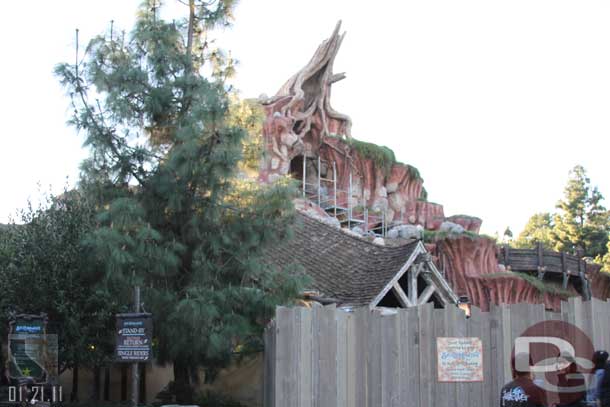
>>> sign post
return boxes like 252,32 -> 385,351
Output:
115,287 -> 152,407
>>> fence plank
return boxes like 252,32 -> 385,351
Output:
500,304 -> 512,385
367,310 -> 382,407
298,308 -> 313,407
433,308 -> 448,407
346,312 -> 356,407
268,300 -> 610,407
275,307 -> 294,407
453,306 -> 468,407
312,305 -> 321,407
418,303 -> 434,407
404,308 -> 420,407
336,309 -> 348,407
469,306 -> 486,407
319,305 -> 337,407
380,313 -> 400,407
354,308 -> 368,407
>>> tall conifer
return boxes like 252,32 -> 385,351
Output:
55,1 -> 304,400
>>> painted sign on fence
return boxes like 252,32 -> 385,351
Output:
115,313 -> 153,362
437,337 -> 483,382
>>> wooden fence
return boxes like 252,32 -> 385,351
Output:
263,298 -> 610,407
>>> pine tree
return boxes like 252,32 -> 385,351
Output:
553,165 -> 610,257
55,1 -> 304,401
512,213 -> 555,249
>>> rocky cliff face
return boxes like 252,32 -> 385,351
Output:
590,267 -> 610,300
430,235 -> 580,311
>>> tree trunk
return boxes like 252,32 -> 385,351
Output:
173,361 -> 193,404
186,0 -> 195,65
121,364 -> 128,401
93,366 -> 101,400
70,364 -> 79,401
104,366 -> 110,401
139,363 -> 147,405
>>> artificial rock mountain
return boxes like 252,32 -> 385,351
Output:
256,22 -> 610,311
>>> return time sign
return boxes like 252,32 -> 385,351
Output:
115,313 -> 153,362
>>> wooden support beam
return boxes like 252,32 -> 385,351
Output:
392,283 -> 413,308
409,266 -> 418,304
418,284 -> 436,305
537,266 -> 546,281
537,242 -> 544,269
562,252 -> 568,289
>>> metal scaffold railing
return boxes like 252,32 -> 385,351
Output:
299,156 -> 397,237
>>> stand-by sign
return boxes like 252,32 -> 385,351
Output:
115,313 -> 152,362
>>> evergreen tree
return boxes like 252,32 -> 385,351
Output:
512,213 -> 555,249
553,165 -> 609,257
0,191 -> 118,401
55,1 -> 304,401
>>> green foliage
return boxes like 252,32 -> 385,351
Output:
484,272 -> 574,298
227,96 -> 265,173
346,138 -> 396,176
419,186 -> 428,201
0,190 -> 119,374
600,241 -> 610,274
407,164 -> 422,181
196,390 -> 245,407
512,213 -> 555,249
514,166 -> 609,259
423,229 -> 480,243
553,165 -> 609,258
55,1 -> 305,401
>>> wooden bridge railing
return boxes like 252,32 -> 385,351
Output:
499,242 -> 596,298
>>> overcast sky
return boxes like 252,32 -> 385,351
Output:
1,0 -> 609,236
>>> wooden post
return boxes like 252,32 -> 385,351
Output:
537,242 -> 545,280
504,245 -> 510,266
562,252 -> 568,289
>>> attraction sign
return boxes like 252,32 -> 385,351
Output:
6,313 -> 58,383
115,313 -> 153,362
437,337 -> 484,382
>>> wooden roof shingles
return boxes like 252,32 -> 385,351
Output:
264,213 -> 420,307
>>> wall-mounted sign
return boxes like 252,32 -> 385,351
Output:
437,337 -> 483,382
7,313 -> 58,383
115,313 -> 153,362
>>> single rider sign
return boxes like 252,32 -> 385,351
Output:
115,313 -> 153,362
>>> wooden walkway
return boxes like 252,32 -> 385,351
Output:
499,243 -> 592,298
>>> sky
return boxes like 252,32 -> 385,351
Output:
1,1 -> 609,237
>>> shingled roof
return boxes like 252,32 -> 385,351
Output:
265,212 -> 423,307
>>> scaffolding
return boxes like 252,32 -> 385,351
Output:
299,156 -> 396,237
